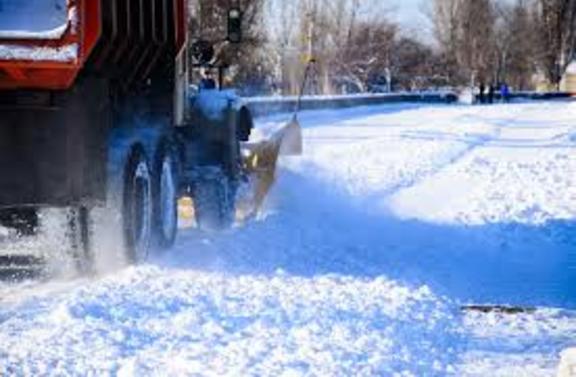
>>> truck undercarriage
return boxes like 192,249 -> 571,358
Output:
0,0 -> 300,278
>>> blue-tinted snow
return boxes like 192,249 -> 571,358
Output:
0,101 -> 575,376
0,0 -> 68,39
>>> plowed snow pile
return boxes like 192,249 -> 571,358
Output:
1,102 -> 576,376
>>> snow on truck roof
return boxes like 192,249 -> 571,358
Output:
0,0 -> 69,40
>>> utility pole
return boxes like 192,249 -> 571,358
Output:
298,0 -> 331,95
302,3 -> 317,95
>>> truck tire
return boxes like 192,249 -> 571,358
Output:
87,145 -> 154,273
193,168 -> 236,231
152,142 -> 178,250
122,147 -> 153,263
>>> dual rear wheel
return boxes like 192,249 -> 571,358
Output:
0,141 -> 237,277
81,144 -> 178,272
121,144 -> 179,265
86,142 -> 236,272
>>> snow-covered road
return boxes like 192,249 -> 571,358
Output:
1,102 -> 576,376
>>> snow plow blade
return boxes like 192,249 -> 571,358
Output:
178,117 -> 302,225
239,116 -> 303,218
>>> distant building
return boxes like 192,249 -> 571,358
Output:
560,61 -> 576,93
532,61 -> 576,93
533,71 -> 553,92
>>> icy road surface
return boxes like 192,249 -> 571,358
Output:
1,102 -> 576,376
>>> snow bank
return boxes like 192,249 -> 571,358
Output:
1,102 -> 575,375
458,88 -> 475,104
459,308 -> 576,377
0,267 -> 459,375
565,61 -> 576,75
388,103 -> 576,226
558,348 -> 576,377
274,104 -> 499,202
246,90 -> 456,103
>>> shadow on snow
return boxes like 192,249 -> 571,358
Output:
165,169 -> 576,310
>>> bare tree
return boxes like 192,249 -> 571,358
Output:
459,0 -> 495,84
392,37 -> 442,91
535,0 -> 576,88
431,0 -> 463,83
335,20 -> 397,92
304,0 -> 397,93
431,0 -> 497,86
264,0 -> 433,95
501,0 -> 537,89
186,0 -> 576,95
265,0 -> 301,94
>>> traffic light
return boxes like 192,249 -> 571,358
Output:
227,8 -> 243,44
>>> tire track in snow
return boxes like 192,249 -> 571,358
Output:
290,105 -> 535,209
376,120 -> 503,199
338,115 -> 503,203
0,103 -> 574,376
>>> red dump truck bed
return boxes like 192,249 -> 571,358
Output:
0,0 -> 187,90
0,1 -> 267,273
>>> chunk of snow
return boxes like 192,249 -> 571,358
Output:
458,88 -> 475,104
565,61 -> 576,75
0,0 -> 68,40
0,43 -> 77,62
557,348 -> 576,377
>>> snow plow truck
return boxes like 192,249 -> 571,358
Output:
0,0 -> 300,277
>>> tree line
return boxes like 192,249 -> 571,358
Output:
432,0 -> 576,91
188,0 -> 576,95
